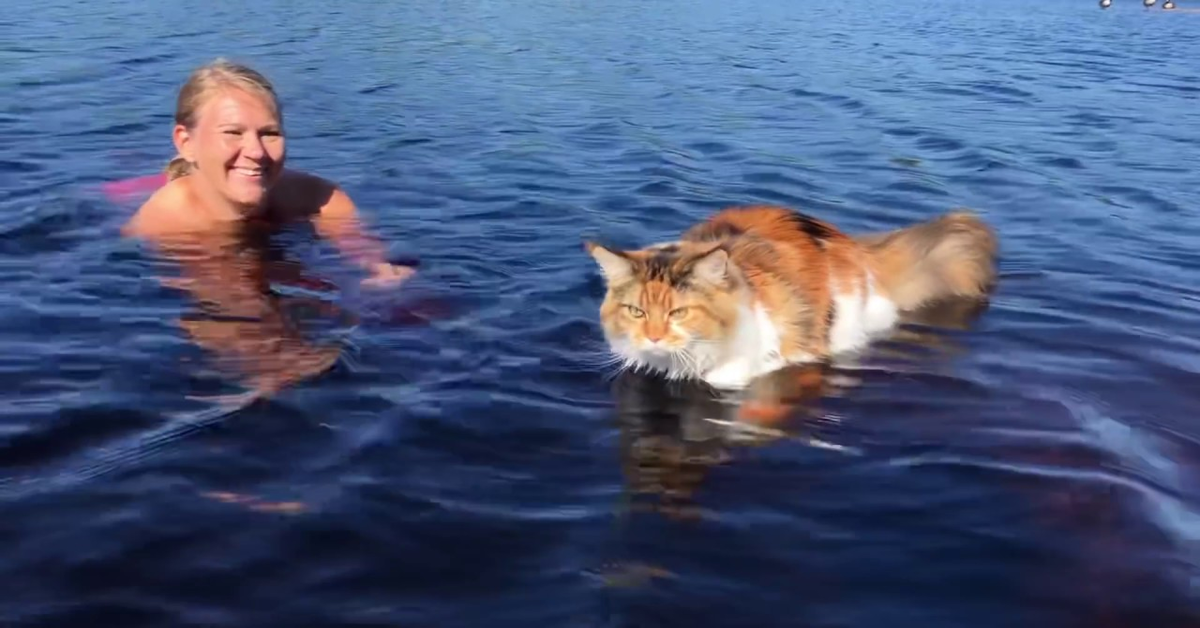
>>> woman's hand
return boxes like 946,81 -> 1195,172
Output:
361,262 -> 416,289
306,177 -> 418,290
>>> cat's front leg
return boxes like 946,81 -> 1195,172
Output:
702,357 -> 758,390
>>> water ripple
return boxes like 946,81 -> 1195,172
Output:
2,0 -> 1200,625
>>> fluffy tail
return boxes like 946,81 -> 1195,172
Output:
857,210 -> 998,312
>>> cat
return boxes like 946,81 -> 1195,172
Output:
585,205 -> 998,390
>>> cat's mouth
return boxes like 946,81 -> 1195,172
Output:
638,342 -> 681,355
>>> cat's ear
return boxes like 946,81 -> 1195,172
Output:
688,246 -> 729,285
585,241 -> 634,283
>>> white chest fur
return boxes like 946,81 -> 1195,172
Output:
828,275 -> 899,355
700,303 -> 787,390
700,277 -> 899,390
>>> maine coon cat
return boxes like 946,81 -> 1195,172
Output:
585,205 -> 998,390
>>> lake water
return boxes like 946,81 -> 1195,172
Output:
3,0 -> 1200,625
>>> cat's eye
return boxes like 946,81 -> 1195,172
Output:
668,307 -> 689,320
624,305 -> 645,318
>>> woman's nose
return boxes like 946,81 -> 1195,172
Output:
241,134 -> 266,159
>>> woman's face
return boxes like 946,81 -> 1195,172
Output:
174,87 -> 286,211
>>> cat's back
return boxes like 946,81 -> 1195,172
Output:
683,205 -> 861,280
682,205 -> 852,251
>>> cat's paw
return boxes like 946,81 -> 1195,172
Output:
702,360 -> 755,390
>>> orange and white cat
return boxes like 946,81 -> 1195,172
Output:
585,205 -> 998,390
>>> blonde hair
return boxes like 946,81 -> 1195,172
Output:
165,58 -> 283,180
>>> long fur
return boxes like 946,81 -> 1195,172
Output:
854,210 -> 998,311
585,205 -> 998,390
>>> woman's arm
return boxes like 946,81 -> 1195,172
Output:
308,179 -> 416,288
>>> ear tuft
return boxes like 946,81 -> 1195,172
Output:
689,246 -> 729,284
586,241 -> 634,283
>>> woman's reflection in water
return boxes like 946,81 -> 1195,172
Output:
153,224 -> 354,402
610,295 -> 992,520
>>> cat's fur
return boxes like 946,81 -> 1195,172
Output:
585,205 -> 998,390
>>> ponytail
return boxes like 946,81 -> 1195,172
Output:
165,156 -> 193,180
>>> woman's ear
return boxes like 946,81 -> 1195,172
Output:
172,124 -> 195,163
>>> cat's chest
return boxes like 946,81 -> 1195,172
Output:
748,304 -> 785,362
701,304 -> 786,389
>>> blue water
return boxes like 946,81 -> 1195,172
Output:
3,0 -> 1200,625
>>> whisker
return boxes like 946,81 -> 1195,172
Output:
598,352 -> 636,382
677,350 -> 698,377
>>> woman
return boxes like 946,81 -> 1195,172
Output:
124,58 -> 414,399
125,57 -> 413,287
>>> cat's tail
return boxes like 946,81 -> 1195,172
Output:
857,210 -> 998,311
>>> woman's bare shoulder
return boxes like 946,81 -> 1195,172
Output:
278,168 -> 336,188
270,169 -> 343,218
122,178 -> 193,237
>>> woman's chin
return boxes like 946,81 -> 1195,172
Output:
225,186 -> 268,209
226,172 -> 276,200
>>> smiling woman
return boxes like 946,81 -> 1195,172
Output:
121,58 -> 418,398
123,57 -> 413,288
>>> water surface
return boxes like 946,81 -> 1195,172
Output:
3,0 -> 1200,626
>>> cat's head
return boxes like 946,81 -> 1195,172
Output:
585,240 -> 745,375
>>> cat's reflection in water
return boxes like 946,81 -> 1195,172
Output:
152,224 -> 354,402
611,368 -> 731,521
611,361 -> 857,518
610,295 -> 992,520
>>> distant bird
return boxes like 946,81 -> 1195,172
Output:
1144,0 -> 1157,7
1163,0 -> 1176,8
1100,0 -> 1112,6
